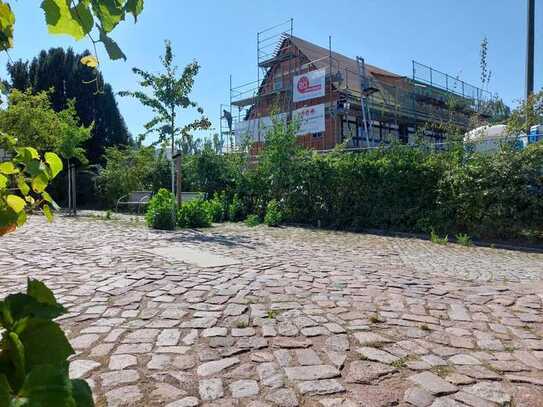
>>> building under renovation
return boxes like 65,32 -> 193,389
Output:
222,20 -> 494,153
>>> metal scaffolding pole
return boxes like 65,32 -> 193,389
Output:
526,0 -> 535,99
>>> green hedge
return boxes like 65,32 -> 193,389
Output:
180,119 -> 543,241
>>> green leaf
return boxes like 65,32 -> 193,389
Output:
8,332 -> 25,389
27,279 -> 58,307
0,173 -> 6,189
4,293 -> 65,322
71,379 -> 94,407
16,210 -> 27,227
41,191 -> 53,203
6,195 -> 26,213
18,320 -> 74,370
99,28 -> 126,61
18,364 -> 75,406
0,161 -> 18,174
43,204 -> 53,222
0,0 -> 15,50
41,0 -> 89,40
125,0 -> 143,21
0,374 -> 11,407
45,152 -> 63,178
16,175 -> 30,196
24,147 -> 39,160
92,0 -> 124,32
31,172 -> 49,194
72,1 -> 94,35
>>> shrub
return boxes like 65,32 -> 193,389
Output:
430,229 -> 448,245
206,193 -> 226,223
455,233 -> 473,247
145,188 -> 176,230
96,146 -> 170,209
177,199 -> 212,228
244,214 -> 261,227
0,279 -> 93,405
264,199 -> 283,227
228,194 -> 244,222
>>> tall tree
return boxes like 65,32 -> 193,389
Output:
120,40 -> 211,203
6,47 -> 131,163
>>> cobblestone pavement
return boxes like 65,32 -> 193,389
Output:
2,215 -> 543,406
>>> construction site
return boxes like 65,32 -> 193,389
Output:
221,19 -> 495,153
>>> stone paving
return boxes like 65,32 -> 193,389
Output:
2,215 -> 543,406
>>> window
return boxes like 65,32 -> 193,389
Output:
273,76 -> 283,92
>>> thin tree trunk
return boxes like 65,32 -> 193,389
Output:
67,159 -> 72,215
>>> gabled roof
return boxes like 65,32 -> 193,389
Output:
287,35 -> 407,94
290,35 -> 401,78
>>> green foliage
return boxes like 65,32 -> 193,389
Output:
175,91 -> 543,241
7,47 -> 132,164
264,199 -> 283,227
227,194 -> 244,222
105,209 -> 112,220
177,199 -> 212,228
244,214 -> 261,227
0,89 -> 84,153
205,193 -> 226,223
0,0 -> 143,60
455,233 -> 473,247
430,230 -> 448,245
0,278 -> 93,405
119,40 -> 210,147
145,188 -> 176,230
0,134 -> 62,233
96,145 -> 170,208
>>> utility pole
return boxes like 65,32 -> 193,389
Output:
526,0 -> 535,99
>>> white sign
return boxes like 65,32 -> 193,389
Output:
293,69 -> 326,102
234,113 -> 287,144
293,104 -> 325,135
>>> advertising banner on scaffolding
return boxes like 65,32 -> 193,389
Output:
293,103 -> 325,135
293,69 -> 326,102
234,113 -> 287,144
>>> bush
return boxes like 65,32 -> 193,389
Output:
206,193 -> 227,222
145,188 -> 176,230
0,279 -> 93,405
96,146 -> 170,209
177,199 -> 212,228
244,214 -> 261,227
430,229 -> 448,245
228,194 -> 244,222
455,233 -> 473,247
264,199 -> 283,227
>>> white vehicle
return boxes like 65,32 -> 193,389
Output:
464,124 -> 509,153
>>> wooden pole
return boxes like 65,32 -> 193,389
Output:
72,164 -> 77,216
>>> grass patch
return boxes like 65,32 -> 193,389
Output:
267,310 -> 279,319
431,365 -> 454,378
430,230 -> 448,245
455,233 -> 473,247
390,356 -> 409,369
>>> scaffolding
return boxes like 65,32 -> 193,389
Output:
226,20 -> 495,153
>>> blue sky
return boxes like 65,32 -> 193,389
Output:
2,1 -> 541,143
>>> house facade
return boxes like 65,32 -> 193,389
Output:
230,34 -> 493,153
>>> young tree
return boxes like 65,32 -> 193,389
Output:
119,40 -> 211,204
